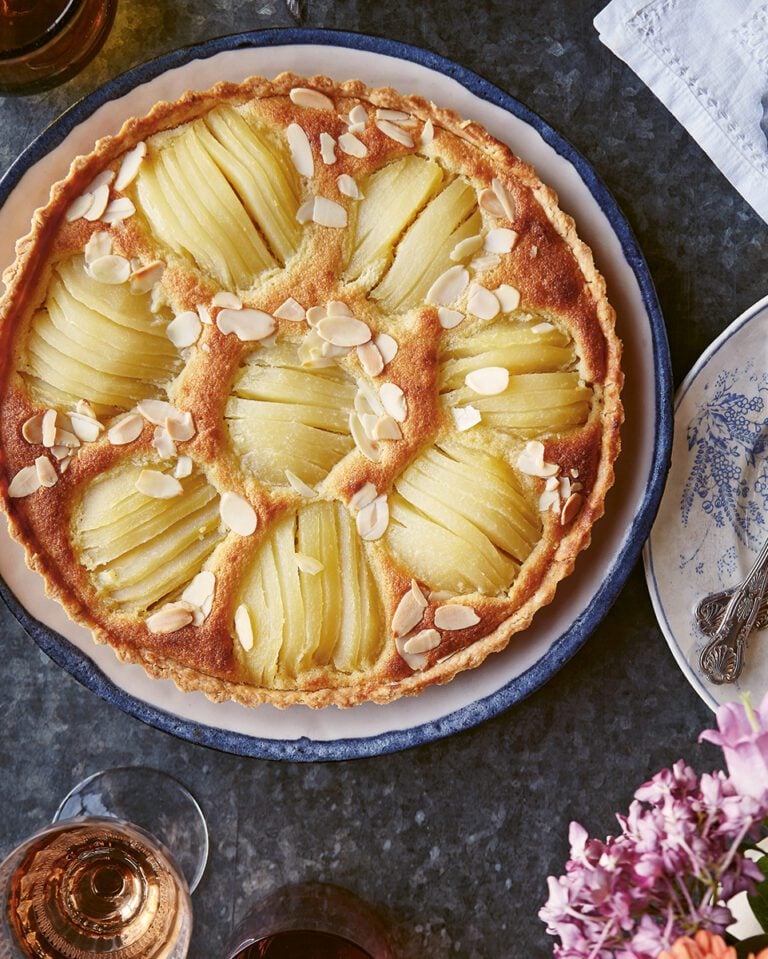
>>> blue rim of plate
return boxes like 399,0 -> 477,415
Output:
642,293 -> 768,712
0,28 -> 672,761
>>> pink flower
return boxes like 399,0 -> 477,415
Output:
700,693 -> 768,802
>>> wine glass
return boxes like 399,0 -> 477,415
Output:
0,767 -> 207,959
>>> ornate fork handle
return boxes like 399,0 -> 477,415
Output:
699,535 -> 768,684
695,588 -> 768,635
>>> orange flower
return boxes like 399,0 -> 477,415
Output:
658,931 -> 768,959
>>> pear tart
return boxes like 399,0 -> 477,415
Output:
0,73 -> 623,708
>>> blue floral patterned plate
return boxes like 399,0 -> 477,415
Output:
644,294 -> 768,711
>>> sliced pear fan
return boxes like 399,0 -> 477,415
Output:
235,502 -> 384,684
134,106 -> 300,288
73,464 -> 224,612
225,343 -> 356,487
386,440 -> 541,595
440,320 -> 592,434
23,257 -> 180,416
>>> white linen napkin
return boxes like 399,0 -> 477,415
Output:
595,0 -> 768,223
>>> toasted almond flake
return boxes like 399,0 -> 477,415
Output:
465,366 -> 509,395
426,265 -> 469,306
88,254 -> 131,284
356,494 -> 388,540
395,634 -> 428,671
355,381 -> 385,417
84,230 -> 112,264
545,476 -> 559,492
571,468 -> 580,478
296,197 -> 315,223
376,107 -> 410,122
167,310 -> 202,348
286,123 -> 314,177
114,141 -> 147,191
165,411 -> 195,442
130,260 -> 164,294
212,291 -> 242,310
539,489 -> 560,513
197,303 -> 212,325
152,426 -> 176,459
319,132 -> 337,165
336,173 -> 361,199
484,227 -> 517,254
76,399 -> 97,419
517,440 -> 559,479
360,412 -> 379,440
379,382 -> 407,422
356,341 -> 384,377
316,315 -> 370,347
532,321 -> 555,334
296,553 -> 324,575
561,492 -> 583,525
429,589 -> 453,602
53,428 -> 80,448
376,119 -> 414,147
102,197 -> 136,224
274,297 -> 305,322
285,469 -> 315,497
22,414 -> 43,444
491,177 -> 517,222
135,399 -> 176,426
174,455 -> 193,478
411,579 -> 428,608
107,413 -> 143,445
147,603 -> 193,634
470,254 -> 501,272
403,628 -> 441,655
51,444 -> 69,461
217,307 -> 275,342
467,283 -> 500,320
420,118 -> 435,146
66,193 -> 94,221
182,570 -> 216,623
338,132 -> 368,157
349,482 -> 377,511
69,411 -> 102,443
438,307 -> 464,330
35,455 -> 57,488
290,87 -> 334,111
434,605 -> 480,630
136,469 -> 182,499
349,412 -> 380,462
374,333 -> 398,365
496,284 -> 521,312
88,170 -> 116,193
348,104 -> 368,127
373,414 -> 402,440
450,234 -> 483,262
60,456 -> 72,473
8,465 -> 41,498
83,182 -> 110,221
220,491 -> 258,536
327,300 -> 354,317
234,604 -> 254,651
478,188 -> 505,216
558,475 -> 572,501
41,409 -> 57,447
312,197 -> 347,228
452,405 -> 482,431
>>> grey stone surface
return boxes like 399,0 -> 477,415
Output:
1,1 -> 766,957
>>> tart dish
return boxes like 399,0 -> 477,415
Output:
0,73 -> 623,708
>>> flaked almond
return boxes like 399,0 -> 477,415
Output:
467,283 -> 500,320
152,426 -> 175,459
561,492 -> 583,525
285,469 -> 316,497
470,253 -> 501,272
296,553 -> 324,575
107,413 -> 143,445
49,446 -> 67,462
465,366 -> 509,395
496,284 -> 521,312
356,493 -> 388,540
539,489 -> 560,513
174,455 -> 193,479
53,428 -> 80,448
392,589 -> 426,637
114,141 -> 147,191
395,634 -> 427,671
102,197 -> 136,224
360,412 -> 379,440
348,104 -> 368,129
375,333 -> 398,365
305,306 -> 326,328
60,456 -> 72,473
135,469 -> 183,499
130,260 -> 164,294
83,182 -> 110,221
349,412 -> 380,462
88,170 -> 115,192
484,227 -> 518,254
450,234 -> 483,262
147,603 -> 193,634
220,491 -> 258,536
376,119 -> 414,147
517,440 -> 559,478
316,315 -> 370,347
420,118 -> 435,146
312,197 -> 347,228
234,604 -> 254,651
403,628 -> 441,655
66,193 -> 94,221
438,307 -> 464,330
85,230 -> 111,264
165,411 -> 195,442
136,399 -> 177,426
42,409 -> 57,447
212,291 -> 242,310
290,87 -> 334,111
357,341 -> 384,377
217,307 -> 275,341
182,570 -> 216,623
8,465 -> 41,498
376,107 -> 411,122
88,254 -> 130,285
452,405 -> 482,431
22,414 -> 43,444
355,381 -> 385,416
379,382 -> 407,422
411,579 -> 428,608
373,414 -> 402,441
478,188 -> 505,216
69,411 -> 102,443
76,399 -> 97,419
197,303 -> 213,325
434,605 -> 480,630
319,132 -> 337,164
274,297 -> 305,322
492,177 -> 517,222
327,300 -> 354,316
336,173 -> 361,198
338,132 -> 368,157
426,265 -> 469,306
286,123 -> 314,177
35,455 -> 57,488
532,321 -> 556,334
167,310 -> 202,348
349,482 -> 377,511
296,197 -> 315,224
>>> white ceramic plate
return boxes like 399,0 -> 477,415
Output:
0,30 -> 671,759
645,294 -> 768,711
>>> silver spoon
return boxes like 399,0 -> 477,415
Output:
697,532 -> 768,684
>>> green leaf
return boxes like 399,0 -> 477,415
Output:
747,854 -> 768,934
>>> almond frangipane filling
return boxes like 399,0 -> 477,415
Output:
0,73 -> 622,707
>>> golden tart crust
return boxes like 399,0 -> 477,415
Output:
0,72 -> 623,708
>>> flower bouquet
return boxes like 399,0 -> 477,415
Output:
540,695 -> 768,959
